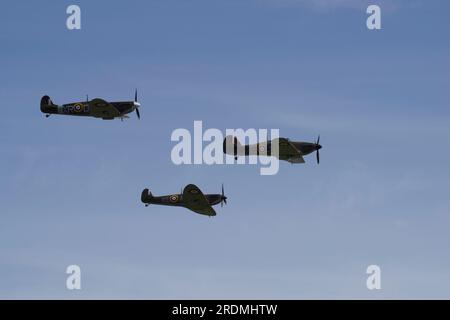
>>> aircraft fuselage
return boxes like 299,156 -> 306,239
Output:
239,140 -> 320,157
40,95 -> 140,120
143,194 -> 223,207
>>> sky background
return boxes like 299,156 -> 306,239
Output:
0,0 -> 449,299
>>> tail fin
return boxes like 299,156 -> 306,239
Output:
223,136 -> 244,159
141,188 -> 153,203
40,95 -> 58,114
223,135 -> 243,158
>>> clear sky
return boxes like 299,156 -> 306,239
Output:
0,0 -> 449,299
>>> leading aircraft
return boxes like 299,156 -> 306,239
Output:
141,184 -> 228,217
40,90 -> 141,120
223,135 -> 322,164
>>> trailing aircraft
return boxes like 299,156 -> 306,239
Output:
141,184 -> 228,217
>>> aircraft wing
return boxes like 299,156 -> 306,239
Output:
89,98 -> 121,119
183,184 -> 216,216
286,156 -> 305,163
276,138 -> 305,163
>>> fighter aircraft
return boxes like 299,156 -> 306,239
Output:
223,135 -> 322,164
141,184 -> 228,217
40,90 -> 141,120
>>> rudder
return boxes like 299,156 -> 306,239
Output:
141,188 -> 153,203
40,95 -> 58,114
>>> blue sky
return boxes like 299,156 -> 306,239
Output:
0,0 -> 449,299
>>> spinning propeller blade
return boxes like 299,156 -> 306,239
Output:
316,135 -> 321,164
221,184 -> 227,207
136,107 -> 140,119
134,89 -> 141,119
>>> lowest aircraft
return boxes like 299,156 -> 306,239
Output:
40,90 -> 141,120
223,135 -> 322,164
141,184 -> 227,217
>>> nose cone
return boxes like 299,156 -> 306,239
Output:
317,144 -> 322,150
133,102 -> 141,108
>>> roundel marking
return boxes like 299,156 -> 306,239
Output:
169,195 -> 179,203
74,103 -> 84,113
190,189 -> 198,194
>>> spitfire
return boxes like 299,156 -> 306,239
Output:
141,184 -> 228,217
40,90 -> 142,120
223,135 -> 322,164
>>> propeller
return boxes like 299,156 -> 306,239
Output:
136,107 -> 140,119
315,135 -> 321,164
221,183 -> 227,207
134,89 -> 141,120
234,136 -> 238,160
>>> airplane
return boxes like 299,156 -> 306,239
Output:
141,184 -> 228,217
40,90 -> 141,120
223,135 -> 322,164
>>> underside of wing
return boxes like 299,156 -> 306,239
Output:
287,156 -> 305,163
183,184 -> 216,216
89,98 -> 120,119
189,206 -> 217,216
275,138 -> 304,163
